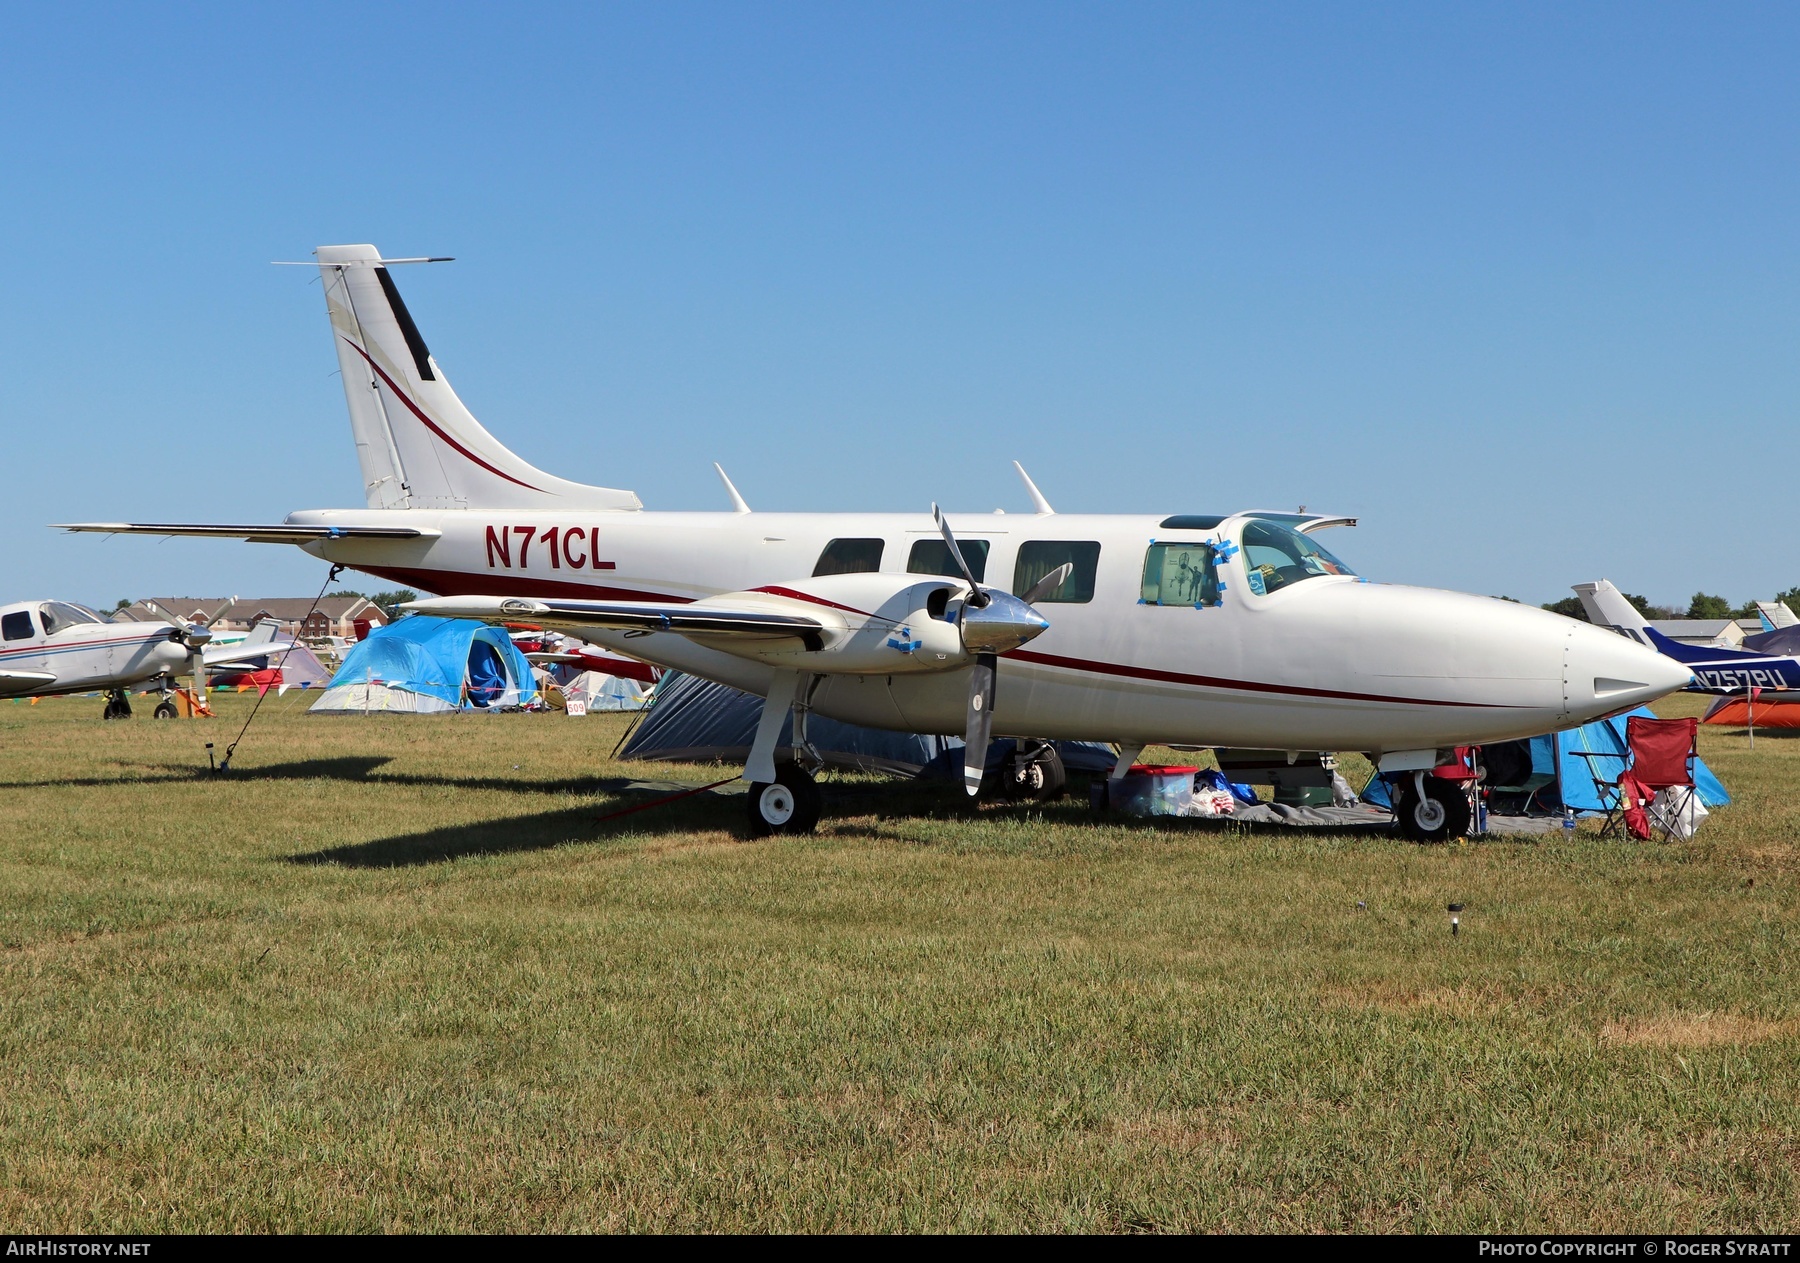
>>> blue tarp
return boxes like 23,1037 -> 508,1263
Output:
313,616 -> 537,712
622,672 -> 1116,778
1363,706 -> 1729,813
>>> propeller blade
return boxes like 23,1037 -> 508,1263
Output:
962,652 -> 997,796
189,650 -> 208,705
932,503 -> 989,609
1019,562 -> 1074,606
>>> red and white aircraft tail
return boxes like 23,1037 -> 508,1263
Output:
315,244 -> 642,514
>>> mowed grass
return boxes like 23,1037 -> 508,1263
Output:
1,688 -> 1797,1232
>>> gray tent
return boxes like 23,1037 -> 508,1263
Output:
618,672 -> 1115,778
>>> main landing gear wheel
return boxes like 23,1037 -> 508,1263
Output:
745,764 -> 822,837
1003,742 -> 1067,802
101,690 -> 133,721
153,700 -> 178,719
1395,775 -> 1471,844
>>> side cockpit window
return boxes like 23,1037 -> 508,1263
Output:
2,610 -> 36,641
1141,543 -> 1220,608
1239,520 -> 1356,596
813,538 -> 885,577
1015,541 -> 1100,603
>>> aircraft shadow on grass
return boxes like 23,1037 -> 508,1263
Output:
281,769 -> 972,867
0,753 -> 1407,867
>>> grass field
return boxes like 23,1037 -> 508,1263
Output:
1,687 -> 1796,1232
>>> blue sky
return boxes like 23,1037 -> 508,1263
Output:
2,2 -> 1795,609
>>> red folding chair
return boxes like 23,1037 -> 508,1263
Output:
1574,717 -> 1699,840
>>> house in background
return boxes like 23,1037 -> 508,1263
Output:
112,597 -> 233,627
114,596 -> 387,641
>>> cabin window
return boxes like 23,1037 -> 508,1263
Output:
1239,519 -> 1356,596
1014,541 -> 1100,603
908,538 -> 989,582
1141,543 -> 1219,607
813,538 -> 885,577
2,611 -> 35,641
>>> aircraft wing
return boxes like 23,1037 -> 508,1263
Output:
52,522 -> 440,543
406,596 -> 822,640
0,669 -> 58,696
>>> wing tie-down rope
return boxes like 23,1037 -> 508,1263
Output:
217,564 -> 344,772
593,776 -> 739,825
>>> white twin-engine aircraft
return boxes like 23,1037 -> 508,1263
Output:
0,600 -> 289,718
59,244 -> 1692,836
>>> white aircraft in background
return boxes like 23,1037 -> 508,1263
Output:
59,245 -> 1690,839
0,601 -> 298,718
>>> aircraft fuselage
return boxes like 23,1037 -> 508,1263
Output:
282,506 -> 1690,756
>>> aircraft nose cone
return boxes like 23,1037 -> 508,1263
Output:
1564,621 -> 1693,719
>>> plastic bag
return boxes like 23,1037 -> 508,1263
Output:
1184,789 -> 1238,817
1647,787 -> 1708,840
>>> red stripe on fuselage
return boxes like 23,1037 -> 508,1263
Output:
343,339 -> 546,493
0,632 -> 167,660
1005,648 -> 1515,709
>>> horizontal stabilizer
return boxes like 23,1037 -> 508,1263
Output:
201,639 -> 307,668
53,522 -> 440,543
405,596 -> 822,640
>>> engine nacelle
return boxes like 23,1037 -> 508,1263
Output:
683,572 -> 1033,674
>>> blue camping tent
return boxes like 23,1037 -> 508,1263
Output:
1363,706 -> 1729,814
311,616 -> 538,713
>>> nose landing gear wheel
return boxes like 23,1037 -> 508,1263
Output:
1395,775 -> 1471,844
1003,742 -> 1067,802
153,700 -> 178,719
745,764 -> 822,837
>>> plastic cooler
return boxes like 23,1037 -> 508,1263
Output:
1108,765 -> 1199,816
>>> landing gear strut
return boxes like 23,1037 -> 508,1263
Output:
101,689 -> 133,721
740,670 -> 823,836
153,676 -> 178,719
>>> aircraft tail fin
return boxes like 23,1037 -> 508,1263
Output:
314,245 -> 641,512
1572,580 -> 1653,646
1756,599 -> 1799,631
243,618 -> 282,647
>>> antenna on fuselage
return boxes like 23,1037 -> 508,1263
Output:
1013,462 -> 1054,515
714,463 -> 752,514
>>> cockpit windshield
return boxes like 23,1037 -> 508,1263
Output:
38,602 -> 102,635
1238,520 -> 1356,596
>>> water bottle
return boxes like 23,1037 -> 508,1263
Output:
1562,806 -> 1576,836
